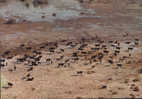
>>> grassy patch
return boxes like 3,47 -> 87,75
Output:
0,75 -> 9,88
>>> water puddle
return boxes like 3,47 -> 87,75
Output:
0,0 -> 97,22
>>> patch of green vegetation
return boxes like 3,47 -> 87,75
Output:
0,75 -> 9,88
139,74 -> 142,79
127,4 -> 142,10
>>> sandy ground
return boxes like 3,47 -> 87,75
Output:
0,0 -> 142,99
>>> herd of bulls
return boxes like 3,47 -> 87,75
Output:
0,38 -> 141,70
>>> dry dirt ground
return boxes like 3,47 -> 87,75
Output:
1,0 -> 142,99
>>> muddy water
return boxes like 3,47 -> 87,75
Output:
0,0 -> 96,22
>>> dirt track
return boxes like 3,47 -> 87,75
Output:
1,0 -> 142,99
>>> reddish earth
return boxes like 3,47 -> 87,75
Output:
1,0 -> 142,99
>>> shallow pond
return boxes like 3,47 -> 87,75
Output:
0,0 -> 97,22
